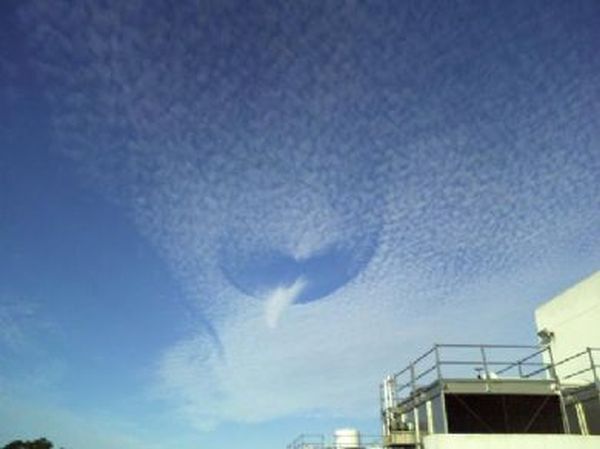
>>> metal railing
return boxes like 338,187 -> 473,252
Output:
385,343 -> 558,406
287,434 -> 325,449
286,434 -> 382,449
553,347 -> 600,384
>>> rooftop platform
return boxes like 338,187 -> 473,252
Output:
381,344 -> 600,443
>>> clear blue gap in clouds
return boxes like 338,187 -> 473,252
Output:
218,226 -> 382,304
0,0 -> 599,448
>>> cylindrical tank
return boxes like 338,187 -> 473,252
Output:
334,428 -> 361,449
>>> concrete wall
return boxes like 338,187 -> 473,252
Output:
423,434 -> 600,449
535,271 -> 600,384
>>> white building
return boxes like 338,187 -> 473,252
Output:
535,271 -> 600,384
378,271 -> 600,448
535,271 -> 600,436
288,272 -> 600,449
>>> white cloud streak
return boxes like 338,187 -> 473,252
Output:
264,278 -> 307,329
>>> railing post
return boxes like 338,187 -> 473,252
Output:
517,361 -> 523,378
435,347 -> 449,435
410,362 -> 416,396
480,345 -> 490,387
410,362 -> 420,445
546,345 -> 571,434
434,344 -> 443,382
587,348 -> 598,384
547,345 -> 559,381
433,344 -> 448,437
587,348 -> 600,396
591,348 -> 600,420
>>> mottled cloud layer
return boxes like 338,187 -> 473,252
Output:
16,0 -> 600,429
0,298 -> 36,351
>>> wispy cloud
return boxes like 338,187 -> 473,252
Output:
0,295 -> 46,352
264,278 -> 307,328
17,0 -> 600,431
0,302 -> 31,351
0,294 -> 67,404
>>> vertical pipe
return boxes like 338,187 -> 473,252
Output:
382,376 -> 397,438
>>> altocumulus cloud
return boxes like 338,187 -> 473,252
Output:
19,0 -> 600,428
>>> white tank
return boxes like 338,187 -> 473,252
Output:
334,428 -> 361,449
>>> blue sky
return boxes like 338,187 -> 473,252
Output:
1,0 -> 600,448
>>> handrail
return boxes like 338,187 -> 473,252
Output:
552,349 -> 589,368
381,342 -> 600,438
551,347 -> 600,382
412,346 -> 438,365
563,366 -> 594,380
385,343 -> 600,411
496,347 -> 548,375
437,343 -> 540,349
441,360 -> 545,367
286,434 -> 383,449
414,365 -> 437,382
522,364 -> 554,378
388,343 -> 558,405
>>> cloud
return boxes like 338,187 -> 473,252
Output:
17,0 -> 600,430
0,301 -> 32,351
264,278 -> 307,328
0,295 -> 50,353
156,260 -> 575,426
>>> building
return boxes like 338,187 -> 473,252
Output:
287,271 -> 600,449
380,271 -> 600,448
535,271 -> 600,436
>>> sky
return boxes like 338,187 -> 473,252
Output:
1,0 -> 599,448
